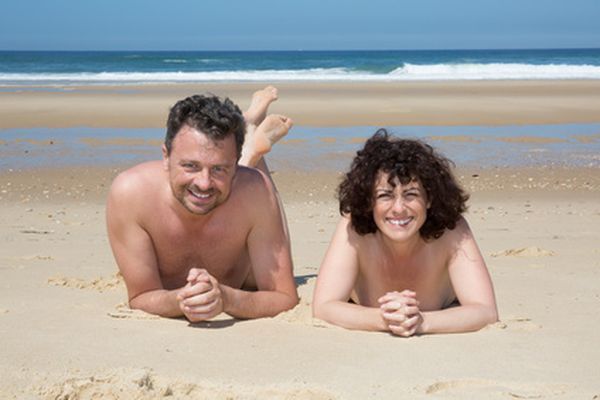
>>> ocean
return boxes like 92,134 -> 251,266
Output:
2,48 -> 600,85
2,49 -> 600,170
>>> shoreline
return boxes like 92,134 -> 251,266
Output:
2,80 -> 600,128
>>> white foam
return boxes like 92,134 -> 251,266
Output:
2,63 -> 600,85
390,63 -> 600,80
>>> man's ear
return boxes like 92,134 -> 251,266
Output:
162,144 -> 169,171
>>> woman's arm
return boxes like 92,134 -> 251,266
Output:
312,217 -> 388,332
419,217 -> 498,334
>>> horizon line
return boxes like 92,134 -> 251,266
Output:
2,47 -> 600,53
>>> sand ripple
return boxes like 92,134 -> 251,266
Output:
37,368 -> 337,400
47,272 -> 124,292
491,246 -> 556,258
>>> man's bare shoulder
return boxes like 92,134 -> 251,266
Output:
231,166 -> 273,197
226,166 -> 281,223
107,161 -> 166,223
109,161 -> 164,198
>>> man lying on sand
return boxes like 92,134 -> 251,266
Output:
107,87 -> 298,321
313,129 -> 498,335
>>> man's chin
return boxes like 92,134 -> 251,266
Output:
185,202 -> 217,215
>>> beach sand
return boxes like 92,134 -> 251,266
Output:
1,82 -> 600,399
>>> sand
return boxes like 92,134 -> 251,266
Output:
1,82 -> 600,399
2,81 -> 600,129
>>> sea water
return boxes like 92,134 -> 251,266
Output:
2,124 -> 599,171
2,48 -> 600,85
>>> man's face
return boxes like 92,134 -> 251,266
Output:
163,125 -> 238,216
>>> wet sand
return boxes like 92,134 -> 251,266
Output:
2,80 -> 600,128
1,82 -> 600,399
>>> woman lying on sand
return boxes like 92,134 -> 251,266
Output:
313,129 -> 498,336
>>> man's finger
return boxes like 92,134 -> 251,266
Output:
185,298 -> 222,318
182,288 -> 219,308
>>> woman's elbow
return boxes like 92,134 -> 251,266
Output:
486,305 -> 499,325
312,298 -> 329,320
477,305 -> 499,330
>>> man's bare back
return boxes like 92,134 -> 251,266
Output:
106,87 -> 298,322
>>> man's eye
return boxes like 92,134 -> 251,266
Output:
182,163 -> 198,171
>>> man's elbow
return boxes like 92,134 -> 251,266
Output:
128,295 -> 152,314
283,291 -> 300,312
264,291 -> 299,318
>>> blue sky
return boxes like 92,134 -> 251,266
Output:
1,0 -> 599,50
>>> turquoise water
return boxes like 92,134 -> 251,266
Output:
2,124 -> 599,171
2,49 -> 600,85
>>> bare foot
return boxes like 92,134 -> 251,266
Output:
243,86 -> 278,126
254,114 -> 292,155
240,114 -> 292,167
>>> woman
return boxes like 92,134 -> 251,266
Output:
313,129 -> 498,336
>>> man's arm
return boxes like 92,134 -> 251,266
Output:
106,169 -> 183,318
220,170 -> 298,319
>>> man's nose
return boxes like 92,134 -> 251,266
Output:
193,169 -> 212,190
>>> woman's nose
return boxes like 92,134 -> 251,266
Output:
391,197 -> 406,213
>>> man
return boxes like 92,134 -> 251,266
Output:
106,87 -> 298,322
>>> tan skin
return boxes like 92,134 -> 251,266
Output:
313,172 -> 498,336
106,87 -> 298,321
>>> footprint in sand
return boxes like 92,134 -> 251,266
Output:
0,308 -> 8,315
107,302 -> 161,320
491,246 -> 556,258
424,379 -> 566,398
47,272 -> 123,292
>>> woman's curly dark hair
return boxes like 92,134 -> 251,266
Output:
165,94 -> 246,159
338,129 -> 469,240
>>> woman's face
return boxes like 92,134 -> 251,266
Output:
372,171 -> 430,242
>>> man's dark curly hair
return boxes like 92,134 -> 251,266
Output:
338,129 -> 469,240
165,94 -> 246,158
